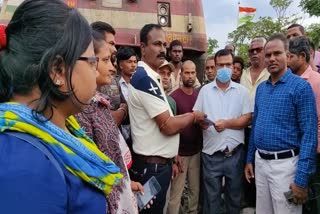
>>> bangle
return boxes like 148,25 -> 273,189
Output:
118,107 -> 127,119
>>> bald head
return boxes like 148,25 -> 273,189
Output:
225,44 -> 235,54
182,60 -> 196,72
181,60 -> 196,88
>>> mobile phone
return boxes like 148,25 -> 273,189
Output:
204,118 -> 215,126
284,190 -> 294,203
135,176 -> 161,211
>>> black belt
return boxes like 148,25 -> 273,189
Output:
134,154 -> 173,165
214,144 -> 243,157
258,148 -> 299,160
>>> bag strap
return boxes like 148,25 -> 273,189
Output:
4,132 -> 66,185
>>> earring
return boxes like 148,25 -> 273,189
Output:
55,80 -> 62,86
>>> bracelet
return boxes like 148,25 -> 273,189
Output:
118,107 -> 127,119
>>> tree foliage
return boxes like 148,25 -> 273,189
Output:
207,37 -> 219,55
307,23 -> 320,47
228,0 -> 299,65
270,0 -> 293,20
300,0 -> 320,17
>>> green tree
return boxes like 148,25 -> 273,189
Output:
270,0 -> 293,20
228,0 -> 299,64
207,37 -> 219,55
237,44 -> 250,67
307,23 -> 320,48
300,0 -> 320,17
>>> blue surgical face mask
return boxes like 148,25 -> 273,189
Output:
216,67 -> 232,83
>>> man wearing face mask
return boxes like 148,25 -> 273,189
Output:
193,49 -> 252,214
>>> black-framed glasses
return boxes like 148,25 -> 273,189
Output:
78,56 -> 99,70
248,47 -> 264,55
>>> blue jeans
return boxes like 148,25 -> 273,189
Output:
202,147 -> 244,214
130,158 -> 172,214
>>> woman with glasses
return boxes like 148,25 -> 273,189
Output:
75,31 -> 143,214
0,0 -> 122,213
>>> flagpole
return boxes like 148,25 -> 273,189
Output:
237,1 -> 240,27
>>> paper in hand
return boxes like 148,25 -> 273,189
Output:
204,118 -> 215,126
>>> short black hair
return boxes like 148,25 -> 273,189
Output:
116,46 -> 137,62
267,33 -> 288,51
214,49 -> 234,63
169,40 -> 183,50
140,23 -> 162,45
91,21 -> 116,35
92,30 -> 106,54
287,24 -> 305,34
233,56 -> 244,70
289,37 -> 311,63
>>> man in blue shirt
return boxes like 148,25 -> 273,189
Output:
245,33 -> 318,214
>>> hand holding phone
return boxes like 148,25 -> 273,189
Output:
284,190 -> 294,204
135,176 -> 161,211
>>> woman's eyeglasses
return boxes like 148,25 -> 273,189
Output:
78,56 -> 99,70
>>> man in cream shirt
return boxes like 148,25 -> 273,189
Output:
240,36 -> 270,208
240,37 -> 270,106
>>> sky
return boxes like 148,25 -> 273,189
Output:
202,0 -> 320,49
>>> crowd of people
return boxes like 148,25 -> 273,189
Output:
0,1 -> 319,214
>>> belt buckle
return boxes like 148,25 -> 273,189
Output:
224,151 -> 233,158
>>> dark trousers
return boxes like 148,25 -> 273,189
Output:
202,147 -> 244,214
243,127 -> 256,207
130,158 -> 172,214
303,154 -> 320,214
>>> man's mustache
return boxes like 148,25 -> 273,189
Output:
157,52 -> 166,58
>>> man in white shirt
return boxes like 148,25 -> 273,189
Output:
115,46 -> 138,144
117,46 -> 138,102
128,24 -> 205,214
194,49 -> 252,214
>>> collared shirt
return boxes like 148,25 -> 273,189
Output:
99,75 -> 126,110
301,66 -> 320,152
247,70 -> 318,188
314,51 -> 320,71
193,80 -> 252,155
128,61 -> 179,158
240,67 -> 270,108
119,76 -> 129,102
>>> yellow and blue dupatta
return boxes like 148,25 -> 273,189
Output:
0,102 -> 123,195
